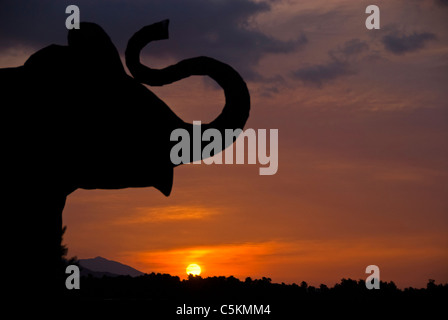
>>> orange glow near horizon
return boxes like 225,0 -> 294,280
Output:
108,234 -> 447,288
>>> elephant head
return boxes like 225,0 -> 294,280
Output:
58,20 -> 250,196
0,20 -> 250,297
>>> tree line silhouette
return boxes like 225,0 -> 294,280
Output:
62,272 -> 447,302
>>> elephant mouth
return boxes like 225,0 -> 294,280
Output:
75,164 -> 174,197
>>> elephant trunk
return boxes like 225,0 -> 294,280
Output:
125,20 -> 250,163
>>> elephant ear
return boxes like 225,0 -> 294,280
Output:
67,22 -> 126,77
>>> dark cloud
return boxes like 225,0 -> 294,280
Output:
293,39 -> 368,88
382,31 -> 436,55
435,0 -> 448,6
292,60 -> 352,88
332,39 -> 369,58
0,0 -> 307,81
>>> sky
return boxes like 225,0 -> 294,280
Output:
1,0 -> 447,288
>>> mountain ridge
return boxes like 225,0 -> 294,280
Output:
78,256 -> 145,277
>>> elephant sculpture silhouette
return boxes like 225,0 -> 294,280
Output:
0,20 -> 249,298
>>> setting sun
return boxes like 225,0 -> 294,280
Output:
186,264 -> 202,276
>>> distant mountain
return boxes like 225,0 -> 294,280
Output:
78,256 -> 145,277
